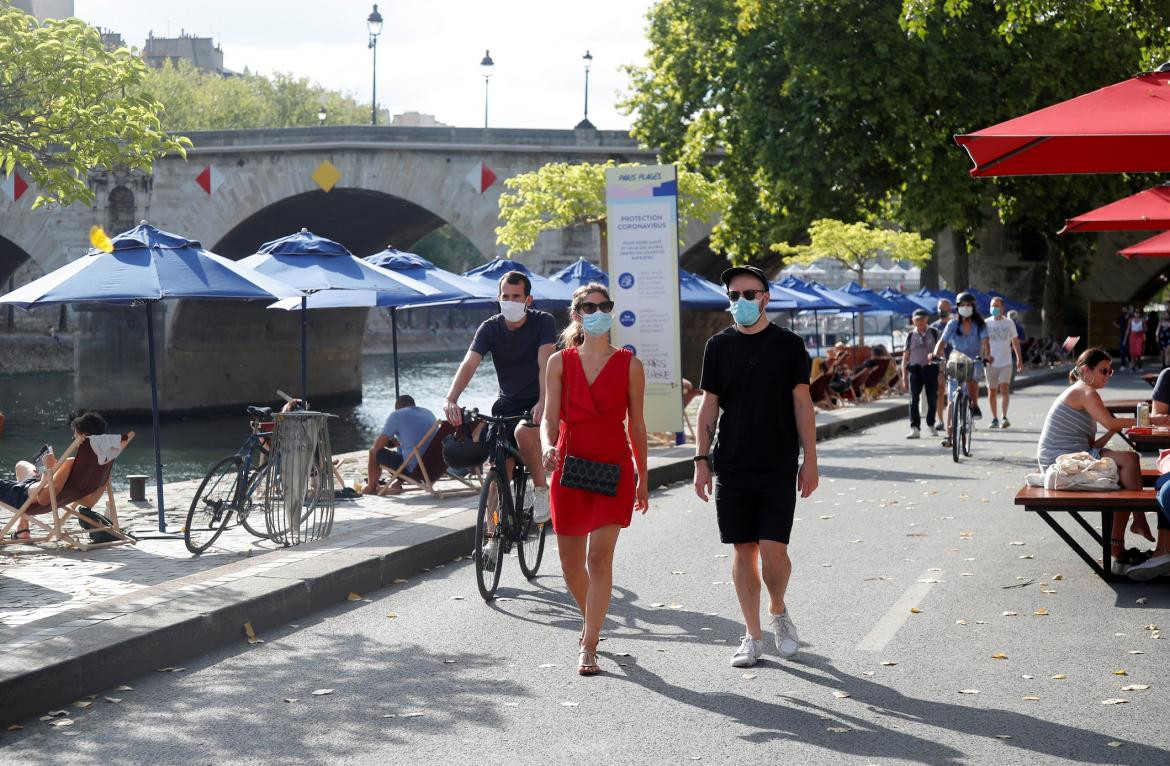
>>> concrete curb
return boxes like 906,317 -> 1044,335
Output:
0,366 -> 1070,724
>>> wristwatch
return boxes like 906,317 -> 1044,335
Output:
693,455 -> 710,464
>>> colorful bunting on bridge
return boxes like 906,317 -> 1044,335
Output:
1,170 -> 28,202
465,161 -> 497,194
195,165 -> 224,195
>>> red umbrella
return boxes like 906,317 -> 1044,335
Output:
1118,229 -> 1170,258
955,68 -> 1170,177
1060,183 -> 1170,234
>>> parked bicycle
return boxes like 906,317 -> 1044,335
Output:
184,393 -> 305,554
452,408 -> 548,601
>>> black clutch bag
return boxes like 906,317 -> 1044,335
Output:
560,455 -> 621,496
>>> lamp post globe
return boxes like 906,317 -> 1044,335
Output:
367,4 -> 384,125
480,49 -> 494,128
317,105 -> 327,125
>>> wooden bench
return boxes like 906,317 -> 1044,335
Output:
1014,485 -> 1160,580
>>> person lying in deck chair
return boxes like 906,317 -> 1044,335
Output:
0,412 -> 127,540
363,395 -> 438,495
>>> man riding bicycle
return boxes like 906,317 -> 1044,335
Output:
932,291 -> 990,450
444,271 -> 555,523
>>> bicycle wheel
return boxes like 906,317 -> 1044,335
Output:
961,398 -> 973,457
184,456 -> 242,555
474,468 -> 507,601
236,464 -> 272,539
515,471 -> 547,579
950,394 -> 961,463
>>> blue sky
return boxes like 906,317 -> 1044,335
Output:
75,0 -> 658,130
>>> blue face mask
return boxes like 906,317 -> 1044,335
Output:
990,307 -> 1002,317
582,311 -> 612,337
729,297 -> 761,326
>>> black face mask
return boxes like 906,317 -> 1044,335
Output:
938,311 -> 950,318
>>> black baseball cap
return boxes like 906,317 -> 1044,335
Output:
720,265 -> 770,290
912,308 -> 929,319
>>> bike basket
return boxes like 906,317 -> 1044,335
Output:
442,431 -> 489,470
945,353 -> 976,382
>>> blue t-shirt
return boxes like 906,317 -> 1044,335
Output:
382,406 -> 438,471
940,319 -> 988,364
470,309 -> 557,402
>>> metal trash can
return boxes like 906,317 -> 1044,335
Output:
262,410 -> 335,546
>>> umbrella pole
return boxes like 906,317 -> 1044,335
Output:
391,307 -> 401,400
145,304 -> 166,533
814,310 -> 821,356
300,295 -> 308,402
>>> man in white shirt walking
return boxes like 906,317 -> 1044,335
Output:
984,296 -> 1023,428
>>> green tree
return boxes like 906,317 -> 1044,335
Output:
495,161 -> 729,269
772,219 -> 934,289
139,60 -> 370,131
0,5 -> 189,207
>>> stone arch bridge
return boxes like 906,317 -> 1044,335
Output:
0,126 -> 715,413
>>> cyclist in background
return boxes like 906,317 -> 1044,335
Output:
932,292 -> 989,450
444,271 -> 555,523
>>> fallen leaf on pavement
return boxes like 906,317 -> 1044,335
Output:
1009,541 -> 1026,546
311,689 -> 334,696
561,701 -> 579,707
668,604 -> 684,609
398,711 -> 425,718
833,691 -> 851,698
1053,574 -> 1064,581
991,652 -> 1008,660
115,685 -> 132,691
347,592 -> 363,601
1022,696 -> 1040,701
443,659 -> 458,664
1107,741 -> 1123,748
1021,675 -> 1034,679
742,674 -> 757,680
1041,589 -> 1057,594
714,554 -> 728,558
881,661 -> 897,666
910,607 -> 923,614
826,726 -> 850,733
1034,608 -> 1050,616
1114,669 -> 1128,676
961,572 -> 975,577
104,697 -> 121,704
538,663 -> 558,668
917,578 -> 942,584
1101,699 -> 1129,705
958,689 -> 980,695
651,602 -> 665,608
1003,612 -> 1019,617
386,612 -> 398,619
1051,674 -> 1067,680
956,619 -> 969,625
994,734 -> 1013,740
862,671 -> 875,676
49,719 -> 74,728
6,724 -> 23,731
1136,597 -> 1148,605
284,698 -> 298,703
449,596 -> 464,601
1121,684 -> 1150,691
392,578 -> 408,584
71,701 -> 92,709
1128,650 -> 1145,655
1019,554 -> 1035,559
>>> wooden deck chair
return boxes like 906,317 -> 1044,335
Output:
861,358 -> 892,400
0,433 -> 136,551
381,421 -> 481,498
808,373 -> 839,410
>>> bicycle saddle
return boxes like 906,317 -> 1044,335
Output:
246,405 -> 273,419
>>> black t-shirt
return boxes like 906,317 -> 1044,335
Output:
1153,368 -> 1170,407
699,323 -> 811,474
470,309 -> 557,401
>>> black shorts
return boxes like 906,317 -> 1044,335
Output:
0,478 -> 35,509
491,396 -> 538,448
375,448 -> 405,470
713,469 -> 797,545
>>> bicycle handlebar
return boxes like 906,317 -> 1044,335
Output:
460,408 -> 531,427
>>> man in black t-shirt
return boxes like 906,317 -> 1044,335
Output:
444,271 -> 557,523
694,265 -> 818,669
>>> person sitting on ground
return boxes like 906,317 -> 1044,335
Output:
1036,347 -> 1168,575
363,395 -> 437,495
0,412 -> 128,540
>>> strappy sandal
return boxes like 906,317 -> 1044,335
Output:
7,529 -> 30,541
941,437 -> 953,448
578,648 -> 600,676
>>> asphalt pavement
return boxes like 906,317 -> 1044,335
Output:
2,369 -> 1167,765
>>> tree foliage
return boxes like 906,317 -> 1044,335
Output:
773,219 -> 934,288
0,4 -> 189,207
139,60 -> 371,131
624,0 -> 1170,268
495,161 -> 729,256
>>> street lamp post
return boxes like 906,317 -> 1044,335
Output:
367,4 -> 383,126
317,105 -> 327,125
576,50 -> 594,129
480,49 -> 494,128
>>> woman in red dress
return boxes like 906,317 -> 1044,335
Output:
542,283 -> 649,676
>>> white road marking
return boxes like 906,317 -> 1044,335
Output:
855,570 -> 939,652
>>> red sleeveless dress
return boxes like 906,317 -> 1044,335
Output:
550,347 -> 636,536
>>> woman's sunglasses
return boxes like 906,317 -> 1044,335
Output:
1096,366 -> 1114,377
578,300 -> 615,315
728,289 -> 766,301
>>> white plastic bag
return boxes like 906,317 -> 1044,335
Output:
1042,451 -> 1120,491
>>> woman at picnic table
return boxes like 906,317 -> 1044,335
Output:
1036,347 -> 1169,575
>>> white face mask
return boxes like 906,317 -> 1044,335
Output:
958,305 -> 974,318
499,299 -> 527,322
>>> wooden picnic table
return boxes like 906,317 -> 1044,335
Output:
1121,427 -> 1170,454
1143,372 -> 1159,388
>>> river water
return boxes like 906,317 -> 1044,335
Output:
0,352 -> 500,488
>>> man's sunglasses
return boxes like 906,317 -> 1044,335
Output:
578,300 -> 615,315
727,289 -> 766,301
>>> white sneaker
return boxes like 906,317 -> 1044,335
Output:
906,428 -> 921,440
730,635 -> 764,667
770,610 -> 799,658
1127,553 -> 1170,582
929,423 -> 939,436
532,485 -> 550,524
